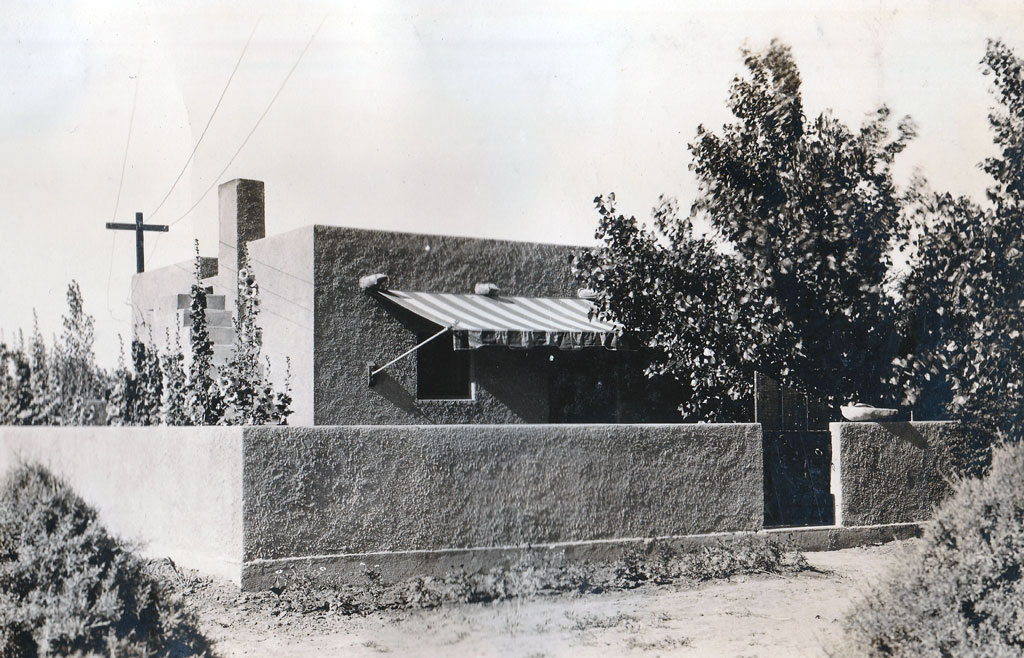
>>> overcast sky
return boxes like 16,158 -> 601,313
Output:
1,0 -> 1022,366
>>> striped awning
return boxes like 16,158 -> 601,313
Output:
377,289 -> 621,350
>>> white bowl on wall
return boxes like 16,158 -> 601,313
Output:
840,403 -> 898,422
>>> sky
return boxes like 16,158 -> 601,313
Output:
1,0 -> 1022,366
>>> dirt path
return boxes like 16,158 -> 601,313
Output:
188,541 -> 910,657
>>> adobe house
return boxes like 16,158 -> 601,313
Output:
131,179 -> 683,426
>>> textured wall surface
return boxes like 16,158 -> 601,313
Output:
0,427 -> 245,583
241,423 -> 763,562
312,226 -> 583,425
831,421 -> 962,526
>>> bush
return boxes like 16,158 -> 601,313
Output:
0,463 -> 212,657
841,441 -> 1024,656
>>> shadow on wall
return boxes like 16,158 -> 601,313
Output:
880,423 -> 928,450
369,370 -> 427,421
880,422 -> 993,478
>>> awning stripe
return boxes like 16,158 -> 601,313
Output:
520,296 -> 615,333
491,296 -> 594,332
397,291 -> 496,329
446,293 -> 595,333
376,289 -> 620,350
433,292 -> 548,330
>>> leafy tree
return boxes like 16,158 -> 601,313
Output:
894,39 -> 1024,443
575,41 -> 914,419
573,194 -> 787,420
1,247 -> 291,426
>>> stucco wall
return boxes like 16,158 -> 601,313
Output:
0,426 -> 245,584
312,226 -> 584,425
129,256 -> 218,343
246,226 -> 316,426
241,423 -> 764,565
830,421 -> 963,526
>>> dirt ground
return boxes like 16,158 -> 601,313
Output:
185,541 -> 911,658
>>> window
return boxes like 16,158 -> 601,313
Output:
416,332 -> 473,400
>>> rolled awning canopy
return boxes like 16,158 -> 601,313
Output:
377,289 -> 621,350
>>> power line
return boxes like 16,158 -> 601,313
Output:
166,14 -> 328,229
106,54 -> 143,318
147,16 -> 262,223
132,15 -> 326,310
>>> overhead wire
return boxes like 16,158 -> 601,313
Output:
142,16 -> 263,277
146,16 -> 262,224
105,48 -> 144,321
165,14 -> 328,230
130,15 -> 327,311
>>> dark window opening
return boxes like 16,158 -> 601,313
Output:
417,332 -> 472,400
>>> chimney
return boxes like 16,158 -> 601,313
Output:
219,179 -> 265,278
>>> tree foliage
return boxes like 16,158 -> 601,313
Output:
893,39 -> 1024,441
573,194 -> 787,420
574,40 -> 914,419
53,281 -> 108,424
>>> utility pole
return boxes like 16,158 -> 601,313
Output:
105,212 -> 169,273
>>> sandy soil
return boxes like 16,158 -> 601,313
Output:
185,541 -> 911,658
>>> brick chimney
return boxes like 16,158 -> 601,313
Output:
218,179 -> 265,280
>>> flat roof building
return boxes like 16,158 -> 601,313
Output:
131,179 -> 683,425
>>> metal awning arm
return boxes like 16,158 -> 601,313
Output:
367,322 -> 457,386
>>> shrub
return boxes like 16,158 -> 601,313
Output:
841,441 -> 1024,656
255,536 -> 808,619
683,535 -> 807,582
0,463 -> 212,657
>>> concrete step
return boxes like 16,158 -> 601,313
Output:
175,293 -> 226,310
212,345 -> 233,366
176,324 -> 236,346
178,309 -> 234,328
208,326 -> 235,345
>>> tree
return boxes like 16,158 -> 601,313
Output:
894,39 -> 1024,444
573,194 -> 788,420
575,41 -> 914,419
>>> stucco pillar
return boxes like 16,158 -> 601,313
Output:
218,179 -> 266,296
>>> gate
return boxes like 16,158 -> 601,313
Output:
755,372 -> 835,527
